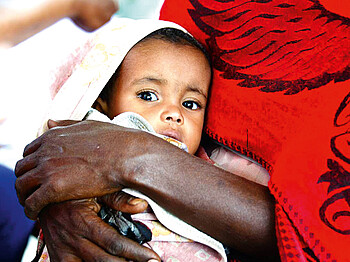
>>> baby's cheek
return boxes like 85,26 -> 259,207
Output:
187,134 -> 202,155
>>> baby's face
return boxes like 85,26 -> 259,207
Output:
106,38 -> 211,154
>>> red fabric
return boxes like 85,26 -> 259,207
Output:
160,1 -> 350,261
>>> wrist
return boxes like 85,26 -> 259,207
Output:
116,130 -> 162,190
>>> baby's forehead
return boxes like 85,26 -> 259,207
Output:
125,38 -> 210,70
132,33 -> 208,57
114,35 -> 211,96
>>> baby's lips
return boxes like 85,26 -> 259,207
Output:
159,129 -> 182,142
156,132 -> 189,153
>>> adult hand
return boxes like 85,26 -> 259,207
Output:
39,192 -> 160,261
15,120 -> 149,219
70,0 -> 118,32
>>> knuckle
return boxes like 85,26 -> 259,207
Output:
42,128 -> 59,143
110,191 -> 123,203
46,179 -> 61,196
39,158 -> 52,173
93,256 -> 114,262
108,239 -> 127,256
40,133 -> 53,147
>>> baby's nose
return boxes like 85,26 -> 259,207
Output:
161,106 -> 183,124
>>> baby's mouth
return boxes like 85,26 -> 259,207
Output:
156,129 -> 188,153
159,129 -> 182,143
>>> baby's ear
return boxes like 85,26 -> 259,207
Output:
93,97 -> 109,115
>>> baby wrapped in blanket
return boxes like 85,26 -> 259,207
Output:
36,17 -> 227,262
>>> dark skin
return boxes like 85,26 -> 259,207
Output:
15,120 -> 279,261
39,195 -> 161,261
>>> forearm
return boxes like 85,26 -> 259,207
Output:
0,0 -> 74,47
121,133 -> 278,260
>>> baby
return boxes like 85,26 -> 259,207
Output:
89,26 -> 228,262
37,19 -> 227,262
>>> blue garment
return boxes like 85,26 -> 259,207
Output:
0,165 -> 35,262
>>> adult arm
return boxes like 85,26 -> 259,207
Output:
0,0 -> 118,47
15,120 -> 279,260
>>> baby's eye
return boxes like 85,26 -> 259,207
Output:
137,91 -> 158,101
183,101 -> 200,110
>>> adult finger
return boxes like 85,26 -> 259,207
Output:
17,165 -> 72,218
47,251 -> 82,262
47,237 -> 128,262
24,186 -> 51,219
87,217 -> 160,261
99,192 -> 148,214
22,136 -> 42,157
22,168 -> 82,220
14,153 -> 37,177
15,168 -> 41,208
22,163 -> 119,219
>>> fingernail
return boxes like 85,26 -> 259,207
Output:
128,198 -> 145,206
47,119 -> 58,129
148,260 -> 159,262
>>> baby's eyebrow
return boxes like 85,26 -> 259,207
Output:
131,76 -> 165,86
132,76 -> 207,99
186,85 -> 207,100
